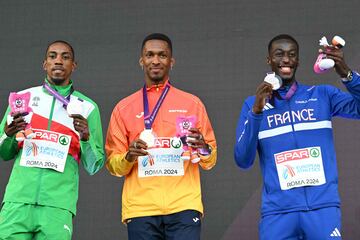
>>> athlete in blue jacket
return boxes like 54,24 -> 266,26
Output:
234,34 -> 360,240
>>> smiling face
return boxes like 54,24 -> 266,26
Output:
15,98 -> 23,108
267,39 -> 299,85
43,42 -> 77,86
139,39 -> 174,86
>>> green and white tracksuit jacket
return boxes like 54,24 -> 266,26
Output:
0,80 -> 105,215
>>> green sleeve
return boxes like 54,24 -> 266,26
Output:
0,106 -> 19,161
80,104 -> 105,175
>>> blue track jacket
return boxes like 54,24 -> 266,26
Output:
234,72 -> 360,217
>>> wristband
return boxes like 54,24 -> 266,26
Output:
199,145 -> 212,156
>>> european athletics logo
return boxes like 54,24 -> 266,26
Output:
142,155 -> 155,167
283,165 -> 296,179
25,142 -> 38,157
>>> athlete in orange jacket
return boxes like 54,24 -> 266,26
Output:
106,33 -> 217,239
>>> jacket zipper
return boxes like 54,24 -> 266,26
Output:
34,96 -> 56,204
287,96 -> 310,210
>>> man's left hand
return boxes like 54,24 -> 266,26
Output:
186,128 -> 208,149
70,114 -> 89,141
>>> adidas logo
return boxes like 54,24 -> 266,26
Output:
193,217 -> 200,223
330,227 -> 341,237
262,103 -> 274,111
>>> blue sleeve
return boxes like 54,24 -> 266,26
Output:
328,71 -> 360,118
233,98 -> 263,169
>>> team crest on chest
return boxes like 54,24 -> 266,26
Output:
32,96 -> 40,107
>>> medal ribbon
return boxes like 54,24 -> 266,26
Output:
143,82 -> 171,129
273,81 -> 297,100
270,81 -> 297,107
283,82 -> 297,100
43,82 -> 74,108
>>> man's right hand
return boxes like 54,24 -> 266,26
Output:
252,82 -> 273,114
4,112 -> 27,137
322,47 -> 351,78
125,139 -> 149,162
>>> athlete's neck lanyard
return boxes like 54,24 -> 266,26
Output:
274,81 -> 297,100
143,82 -> 171,129
43,82 -> 74,109
269,81 -> 297,107
283,82 -> 297,100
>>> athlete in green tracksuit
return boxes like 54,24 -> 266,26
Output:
0,40 -> 105,240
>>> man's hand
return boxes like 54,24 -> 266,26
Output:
125,139 -> 148,162
186,128 -> 208,149
5,112 -> 27,137
70,114 -> 90,141
253,82 -> 273,114
322,47 -> 351,78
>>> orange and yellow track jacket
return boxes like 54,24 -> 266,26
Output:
105,81 -> 217,222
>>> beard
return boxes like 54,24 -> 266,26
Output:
50,77 -> 66,85
144,68 -> 169,86
150,76 -> 163,83
148,73 -> 166,84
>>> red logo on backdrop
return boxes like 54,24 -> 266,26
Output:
275,149 -> 309,164
33,130 -> 59,143
153,138 -> 171,148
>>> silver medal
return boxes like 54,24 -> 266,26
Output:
67,100 -> 83,116
139,129 -> 156,147
264,72 -> 282,90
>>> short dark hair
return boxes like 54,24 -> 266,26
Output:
141,33 -> 172,54
45,40 -> 75,60
268,34 -> 299,54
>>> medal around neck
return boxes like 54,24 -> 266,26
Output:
67,100 -> 83,116
140,129 -> 156,148
264,72 -> 282,90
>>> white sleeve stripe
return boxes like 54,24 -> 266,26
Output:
258,120 -> 332,139
258,125 -> 293,139
293,120 -> 332,131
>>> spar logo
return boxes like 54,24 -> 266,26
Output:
283,165 -> 296,179
153,137 -> 182,149
275,148 -> 310,164
171,137 -> 182,149
153,138 -> 171,148
59,135 -> 70,145
142,155 -> 155,167
309,148 -> 320,158
33,130 -> 59,143
25,142 -> 38,157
